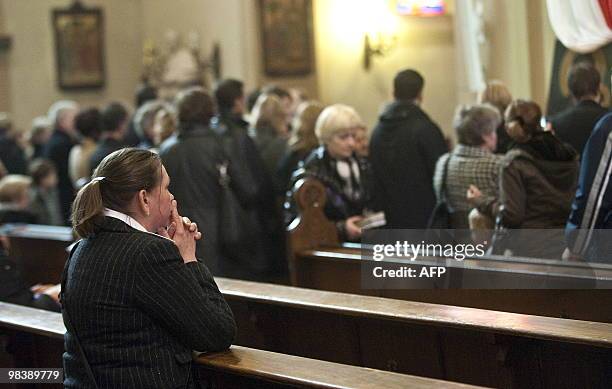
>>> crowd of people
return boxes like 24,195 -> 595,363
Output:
0,61 -> 611,276
0,60 -> 611,388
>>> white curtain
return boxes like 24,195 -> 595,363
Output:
546,0 -> 612,53
454,0 -> 486,100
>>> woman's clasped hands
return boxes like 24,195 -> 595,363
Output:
157,200 -> 202,263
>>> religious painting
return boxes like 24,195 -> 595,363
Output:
546,40 -> 611,116
259,0 -> 313,76
52,5 -> 105,90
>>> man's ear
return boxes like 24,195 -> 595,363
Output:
137,189 -> 150,216
415,91 -> 423,105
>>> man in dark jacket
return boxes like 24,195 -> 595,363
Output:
549,62 -> 608,155
43,101 -> 79,224
161,87 -> 272,279
369,69 -> 448,229
0,113 -> 28,175
212,79 -> 285,277
565,112 -> 612,263
89,102 -> 128,174
213,79 -> 250,134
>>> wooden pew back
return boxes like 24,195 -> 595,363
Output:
287,177 -> 612,321
1,224 -> 72,284
217,277 -> 612,389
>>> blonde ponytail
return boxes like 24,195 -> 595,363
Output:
71,178 -> 105,238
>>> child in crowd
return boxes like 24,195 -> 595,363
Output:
0,175 -> 38,224
29,159 -> 63,226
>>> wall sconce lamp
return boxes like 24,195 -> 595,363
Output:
363,32 -> 397,70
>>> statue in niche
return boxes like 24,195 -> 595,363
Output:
142,30 -> 221,100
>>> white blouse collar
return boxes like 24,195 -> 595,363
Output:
103,208 -> 148,233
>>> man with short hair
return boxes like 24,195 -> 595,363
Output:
369,69 -> 448,229
213,78 -> 249,134
89,102 -> 128,174
549,62 -> 608,155
43,100 -> 79,224
212,79 -> 284,276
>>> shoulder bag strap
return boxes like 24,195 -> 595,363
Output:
60,240 -> 99,389
440,154 -> 452,202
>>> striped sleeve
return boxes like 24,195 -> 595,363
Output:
133,238 -> 236,352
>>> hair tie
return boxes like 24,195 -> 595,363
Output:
91,176 -> 105,183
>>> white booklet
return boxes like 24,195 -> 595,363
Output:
356,212 -> 386,230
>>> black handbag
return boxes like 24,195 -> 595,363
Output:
427,154 -> 452,229
487,206 -> 514,256
215,135 -> 260,262
217,162 -> 257,251
426,155 -> 454,244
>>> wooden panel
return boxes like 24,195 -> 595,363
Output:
231,301 -> 362,365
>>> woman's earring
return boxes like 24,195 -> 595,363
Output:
146,210 -> 150,216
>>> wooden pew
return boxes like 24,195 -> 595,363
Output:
287,178 -> 612,322
3,280 -> 611,388
0,302 -> 483,389
216,277 -> 612,389
1,224 -> 73,284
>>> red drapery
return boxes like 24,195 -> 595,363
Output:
599,0 -> 612,29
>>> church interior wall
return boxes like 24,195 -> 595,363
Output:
0,0 -> 142,133
0,0 -> 555,139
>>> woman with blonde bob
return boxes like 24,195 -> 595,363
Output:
285,104 -> 371,240
478,80 -> 513,153
63,148 -> 235,388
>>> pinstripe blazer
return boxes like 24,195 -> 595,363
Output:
62,217 -> 236,388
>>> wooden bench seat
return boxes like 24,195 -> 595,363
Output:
0,302 -> 483,389
196,346 -> 483,389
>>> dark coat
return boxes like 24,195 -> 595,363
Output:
251,126 -> 288,194
369,100 -> 448,229
278,148 -> 313,194
62,217 -> 236,389
43,130 -> 76,224
159,126 -> 226,275
285,146 -> 371,239
213,116 -> 285,277
549,100 -> 608,155
495,121 -> 513,154
0,207 -> 38,224
497,132 -> 579,259
566,113 -> 612,263
89,138 -> 125,175
0,135 -> 27,175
